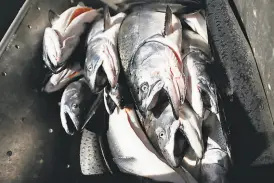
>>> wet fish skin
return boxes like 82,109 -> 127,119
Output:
144,102 -> 203,168
85,9 -> 126,93
43,62 -> 83,93
200,112 -> 231,183
60,78 -> 97,135
43,5 -> 99,73
107,107 -> 197,183
182,28 -> 218,118
119,7 -> 185,119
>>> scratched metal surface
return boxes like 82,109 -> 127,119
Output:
0,0 -> 133,183
232,0 -> 274,122
1,0 -> 274,182
206,0 -> 274,182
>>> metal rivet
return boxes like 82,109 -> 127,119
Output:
37,7 -> 41,10
2,72 -> 7,76
39,159 -> 44,164
268,84 -> 272,90
48,129 -> 53,133
28,25 -> 32,29
6,151 -> 12,157
253,9 -> 257,18
15,45 -> 20,49
67,164 -> 70,168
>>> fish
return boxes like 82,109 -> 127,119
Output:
144,102 -> 203,168
43,3 -> 100,73
100,0 -> 203,13
181,28 -> 218,119
107,107 -> 197,183
43,62 -> 83,93
118,6 -> 185,119
84,6 -> 126,93
60,78 -> 101,135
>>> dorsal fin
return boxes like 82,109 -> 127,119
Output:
104,5 -> 111,31
48,10 -> 60,25
77,1 -> 85,7
163,5 -> 173,36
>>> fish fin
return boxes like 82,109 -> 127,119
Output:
82,91 -> 104,130
48,10 -> 59,25
77,1 -> 85,7
103,5 -> 111,31
62,35 -> 76,49
104,88 -> 116,115
163,5 -> 173,36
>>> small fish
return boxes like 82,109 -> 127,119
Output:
144,102 -> 203,168
60,78 -> 100,135
107,107 -> 197,183
182,28 -> 218,118
119,6 -> 185,119
43,4 -> 100,73
85,6 -> 126,93
43,62 -> 83,93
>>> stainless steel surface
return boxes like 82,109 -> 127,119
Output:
0,0 -> 33,59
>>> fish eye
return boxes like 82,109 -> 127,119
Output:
140,83 -> 149,93
159,131 -> 165,138
87,65 -> 93,71
72,103 -> 79,110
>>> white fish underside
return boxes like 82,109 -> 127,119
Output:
107,108 -> 197,183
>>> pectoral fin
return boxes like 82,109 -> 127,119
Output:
48,10 -> 60,25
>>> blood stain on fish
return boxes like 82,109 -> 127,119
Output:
68,7 -> 93,26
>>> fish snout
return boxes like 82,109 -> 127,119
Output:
60,109 -> 81,135
163,81 -> 180,119
144,80 -> 165,111
163,120 -> 188,167
101,46 -> 120,88
84,58 -> 107,93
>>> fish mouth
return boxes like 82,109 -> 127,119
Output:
86,56 -> 118,93
60,111 -> 80,135
86,59 -> 108,93
43,52 -> 67,74
178,104 -> 204,159
144,81 -> 180,120
164,120 -> 189,167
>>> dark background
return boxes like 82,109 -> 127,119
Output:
0,0 -> 273,183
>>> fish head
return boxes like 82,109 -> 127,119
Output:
85,38 -> 119,93
145,104 -> 188,168
130,42 -> 184,119
43,63 -> 82,93
43,28 -> 78,72
60,79 -> 94,135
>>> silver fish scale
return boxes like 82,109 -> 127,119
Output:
118,7 -> 167,74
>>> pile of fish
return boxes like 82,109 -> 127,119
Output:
42,1 -> 231,183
